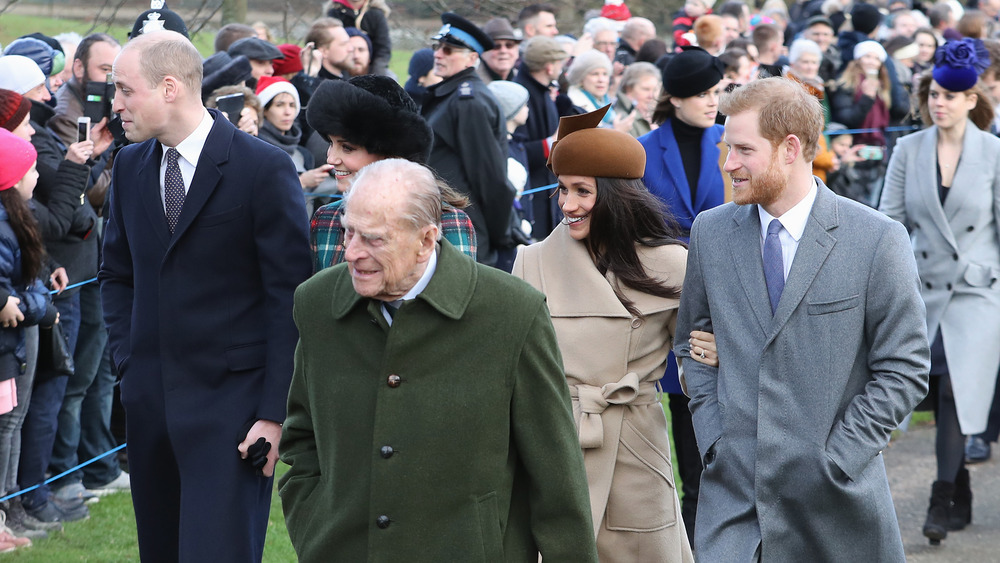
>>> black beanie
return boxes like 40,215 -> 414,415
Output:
851,3 -> 883,35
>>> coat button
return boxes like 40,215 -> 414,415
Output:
387,374 -> 401,388
630,318 -> 642,329
376,515 -> 391,529
380,446 -> 394,459
946,283 -> 953,290
967,226 -> 975,232
925,282 -> 933,290
953,253 -> 959,261
921,251 -> 928,259
704,450 -> 716,465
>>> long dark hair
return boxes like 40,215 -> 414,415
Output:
0,190 -> 45,282
584,177 -> 685,317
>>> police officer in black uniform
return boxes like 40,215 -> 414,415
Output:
421,13 -> 514,268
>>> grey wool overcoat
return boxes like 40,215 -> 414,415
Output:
674,182 -> 930,562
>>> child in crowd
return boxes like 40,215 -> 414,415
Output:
673,0 -> 713,48
825,123 -> 866,203
488,80 -> 533,271
0,128 -> 59,552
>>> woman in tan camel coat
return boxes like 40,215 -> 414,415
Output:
512,106 -> 694,562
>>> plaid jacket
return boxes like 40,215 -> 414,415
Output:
310,200 -> 478,272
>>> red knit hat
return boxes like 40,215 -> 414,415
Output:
0,89 -> 31,133
0,129 -> 37,191
272,44 -> 303,76
601,0 -> 632,21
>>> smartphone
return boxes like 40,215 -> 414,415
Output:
84,80 -> 109,122
77,116 -> 91,143
216,93 -> 245,126
858,145 -> 884,161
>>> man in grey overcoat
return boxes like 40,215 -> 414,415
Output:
675,78 -> 930,562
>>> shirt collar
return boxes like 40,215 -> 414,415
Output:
757,178 -> 818,242
160,109 -> 213,168
400,246 -> 438,302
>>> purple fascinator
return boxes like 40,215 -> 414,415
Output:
933,38 -> 990,92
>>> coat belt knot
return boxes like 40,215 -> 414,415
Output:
570,372 -> 658,449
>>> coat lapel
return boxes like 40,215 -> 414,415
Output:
915,126 -> 959,251
728,204 -> 771,335
168,111 -> 230,247
767,183 -> 838,342
942,120 -> 983,223
137,141 -> 172,249
538,225 -> 631,318
658,122 -> 696,220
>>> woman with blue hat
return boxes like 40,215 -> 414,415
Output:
880,37 -> 1000,546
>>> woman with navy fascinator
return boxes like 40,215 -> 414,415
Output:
879,37 -> 1000,546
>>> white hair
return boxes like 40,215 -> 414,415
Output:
789,38 -> 823,63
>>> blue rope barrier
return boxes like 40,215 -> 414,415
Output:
0,443 -> 127,503
49,276 -> 98,295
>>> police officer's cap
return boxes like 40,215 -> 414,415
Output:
432,13 -> 494,54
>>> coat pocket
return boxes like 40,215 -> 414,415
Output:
194,205 -> 244,228
963,262 -> 999,288
225,341 -> 266,372
807,294 -> 860,315
475,491 -> 504,561
605,420 -> 678,532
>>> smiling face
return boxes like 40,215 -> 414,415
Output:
581,67 -> 610,98
482,39 -> 519,77
858,52 -> 883,75
792,52 -> 820,80
263,92 -> 298,133
805,24 -> 834,52
557,174 -> 597,240
342,181 -> 435,301
326,135 -> 382,192
927,80 -> 976,130
723,110 -> 786,207
674,84 -> 722,128
627,74 -> 661,115
112,47 -> 167,143
915,31 -> 937,64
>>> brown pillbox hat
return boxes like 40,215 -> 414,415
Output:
548,105 -> 646,179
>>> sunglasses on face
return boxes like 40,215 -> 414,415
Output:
432,42 -> 470,56
494,41 -> 519,50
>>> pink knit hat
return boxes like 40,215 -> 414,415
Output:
0,128 -> 37,191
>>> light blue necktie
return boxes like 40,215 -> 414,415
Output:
763,219 -> 784,315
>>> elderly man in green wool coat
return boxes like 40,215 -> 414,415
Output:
278,158 -> 598,562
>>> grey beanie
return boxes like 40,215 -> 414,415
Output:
567,50 -> 613,87
488,81 -> 529,121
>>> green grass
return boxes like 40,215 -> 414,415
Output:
5,464 -> 295,562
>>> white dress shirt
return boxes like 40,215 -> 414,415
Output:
757,179 -> 819,281
382,248 -> 438,325
158,109 -> 213,213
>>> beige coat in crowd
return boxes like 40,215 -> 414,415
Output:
513,224 -> 694,562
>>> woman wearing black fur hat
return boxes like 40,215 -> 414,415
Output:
308,75 -> 476,272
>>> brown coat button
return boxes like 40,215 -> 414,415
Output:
387,374 -> 401,388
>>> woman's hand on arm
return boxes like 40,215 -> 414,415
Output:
688,330 -> 718,367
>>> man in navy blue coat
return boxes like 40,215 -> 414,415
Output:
100,31 -> 311,562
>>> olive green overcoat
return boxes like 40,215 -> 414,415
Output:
279,240 -> 598,562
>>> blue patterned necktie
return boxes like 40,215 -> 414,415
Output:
763,219 -> 784,315
164,148 -> 185,233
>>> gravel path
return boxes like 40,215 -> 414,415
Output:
886,424 -> 998,562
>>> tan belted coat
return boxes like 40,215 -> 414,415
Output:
513,224 -> 694,563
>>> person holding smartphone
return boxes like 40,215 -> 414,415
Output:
830,41 -> 910,205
